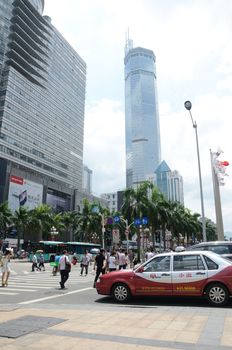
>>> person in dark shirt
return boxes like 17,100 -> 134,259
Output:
93,248 -> 106,288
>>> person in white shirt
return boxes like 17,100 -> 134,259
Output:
80,250 -> 90,276
117,249 -> 127,270
1,250 -> 12,287
125,251 -> 130,268
59,250 -> 70,289
32,253 -> 41,272
145,247 -> 155,261
109,251 -> 117,272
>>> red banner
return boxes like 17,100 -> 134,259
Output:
10,175 -> 23,185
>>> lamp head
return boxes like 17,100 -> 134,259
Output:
184,100 -> 192,111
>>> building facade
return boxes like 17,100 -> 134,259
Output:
155,160 -> 184,204
0,0 -> 86,213
83,165 -> 93,194
101,190 -> 124,213
124,38 -> 161,188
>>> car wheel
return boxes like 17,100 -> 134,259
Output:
206,283 -> 229,306
112,283 -> 131,303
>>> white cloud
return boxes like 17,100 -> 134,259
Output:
83,99 -> 126,195
44,0 -> 232,231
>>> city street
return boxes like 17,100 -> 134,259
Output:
1,260 -> 232,349
0,260 -> 96,305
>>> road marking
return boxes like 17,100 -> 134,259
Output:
7,283 -> 50,289
2,288 -> 36,292
0,291 -> 18,295
19,287 -> 93,305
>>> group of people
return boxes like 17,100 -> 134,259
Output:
54,248 -> 134,289
0,246 -> 157,290
93,248 -> 133,287
31,253 -> 45,271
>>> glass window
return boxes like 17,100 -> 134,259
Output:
173,255 -> 205,271
203,256 -> 218,270
144,256 -> 170,272
207,245 -> 230,255
191,246 -> 205,251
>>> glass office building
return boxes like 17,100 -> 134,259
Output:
0,0 -> 86,212
155,160 -> 184,204
124,39 -> 161,187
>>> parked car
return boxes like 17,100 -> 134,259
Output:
189,241 -> 232,260
96,250 -> 232,306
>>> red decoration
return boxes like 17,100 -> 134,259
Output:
220,161 -> 229,166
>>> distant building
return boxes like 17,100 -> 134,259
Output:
83,165 -> 93,194
155,160 -> 184,204
124,37 -> 161,188
101,190 -> 124,213
101,192 -> 118,213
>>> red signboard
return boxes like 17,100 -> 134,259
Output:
10,175 -> 23,185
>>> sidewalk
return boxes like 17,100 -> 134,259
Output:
0,303 -> 232,350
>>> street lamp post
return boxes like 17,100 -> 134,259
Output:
92,206 -> 106,249
184,101 -> 207,242
101,213 -> 105,250
113,216 -> 134,253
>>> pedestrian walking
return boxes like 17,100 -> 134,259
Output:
31,253 -> 41,272
38,253 -> 45,271
59,250 -> 71,289
80,250 -> 90,276
52,252 -> 60,275
108,251 -> 117,272
93,248 -> 106,287
145,247 -> 155,261
105,249 -> 110,272
1,249 -> 12,287
117,249 -> 127,270
125,251 -> 130,268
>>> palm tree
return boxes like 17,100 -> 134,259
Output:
61,211 -> 79,241
28,204 -> 52,241
149,188 -> 172,251
121,182 -> 153,261
12,206 -> 29,251
47,212 -> 65,241
75,199 -> 103,243
0,202 -> 12,240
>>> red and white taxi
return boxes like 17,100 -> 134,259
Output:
96,251 -> 232,306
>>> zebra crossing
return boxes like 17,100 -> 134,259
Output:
0,267 -> 94,296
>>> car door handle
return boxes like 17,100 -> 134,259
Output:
196,272 -> 206,275
161,273 -> 170,276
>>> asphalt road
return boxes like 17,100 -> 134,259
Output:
0,260 -> 97,305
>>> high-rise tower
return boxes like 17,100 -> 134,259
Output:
0,0 -> 86,215
124,37 -> 161,187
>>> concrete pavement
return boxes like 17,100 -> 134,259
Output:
0,302 -> 232,349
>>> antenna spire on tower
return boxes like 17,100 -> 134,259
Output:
125,28 -> 133,55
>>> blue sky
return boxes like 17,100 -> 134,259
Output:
44,0 -> 232,231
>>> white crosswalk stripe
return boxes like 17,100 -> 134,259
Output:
0,268 -> 94,296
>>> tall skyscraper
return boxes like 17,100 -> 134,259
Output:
124,37 -> 161,188
0,0 -> 86,213
155,160 -> 184,204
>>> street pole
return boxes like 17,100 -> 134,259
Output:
210,149 -> 224,240
184,101 -> 207,242
101,213 -> 105,249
